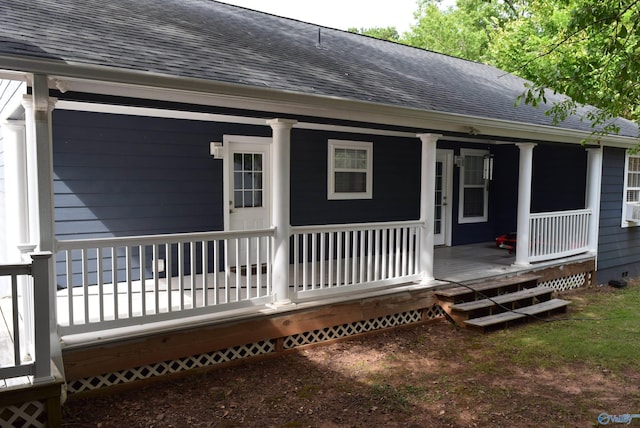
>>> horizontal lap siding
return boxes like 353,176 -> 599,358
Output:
290,129 -> 421,225
597,146 -> 640,281
52,110 -> 269,286
532,143 -> 587,212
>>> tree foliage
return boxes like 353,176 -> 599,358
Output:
348,26 -> 401,42
399,0 -> 640,136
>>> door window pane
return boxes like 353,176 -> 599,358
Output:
233,152 -> 264,208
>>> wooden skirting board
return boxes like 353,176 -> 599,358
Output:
63,287 -> 439,384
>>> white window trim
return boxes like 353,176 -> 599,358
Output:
458,148 -> 489,224
622,151 -> 640,227
327,139 -> 373,200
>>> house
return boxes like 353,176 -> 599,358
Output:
0,0 -> 638,423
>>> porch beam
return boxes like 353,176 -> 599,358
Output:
417,133 -> 441,282
267,118 -> 297,305
586,147 -> 603,256
515,143 -> 537,266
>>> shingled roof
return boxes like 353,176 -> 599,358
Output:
0,0 -> 636,137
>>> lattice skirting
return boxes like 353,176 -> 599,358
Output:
540,272 -> 589,292
67,304 -> 444,395
0,400 -> 47,428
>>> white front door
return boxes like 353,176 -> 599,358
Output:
434,149 -> 453,246
224,136 -> 272,265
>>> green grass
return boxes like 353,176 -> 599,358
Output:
485,286 -> 640,373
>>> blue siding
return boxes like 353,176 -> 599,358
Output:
52,110 -> 269,285
290,129 -> 421,225
596,147 -> 640,282
532,144 -> 587,212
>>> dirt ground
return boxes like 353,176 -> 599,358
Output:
61,286 -> 640,428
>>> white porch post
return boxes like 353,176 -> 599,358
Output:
1,119 -> 29,262
24,74 -> 60,382
514,143 -> 536,266
586,147 -> 603,255
417,133 -> 441,282
267,118 -> 297,305
0,119 -> 36,362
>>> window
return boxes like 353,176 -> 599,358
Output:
458,149 -> 489,223
622,152 -> 640,226
328,140 -> 373,200
233,152 -> 263,208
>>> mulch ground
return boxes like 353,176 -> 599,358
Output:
61,285 -> 640,427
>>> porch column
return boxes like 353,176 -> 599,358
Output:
514,143 -> 536,266
24,74 -> 61,382
267,118 -> 297,305
586,147 -> 603,255
0,119 -> 29,262
417,133 -> 441,282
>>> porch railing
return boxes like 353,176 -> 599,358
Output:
528,209 -> 591,263
56,229 -> 274,335
0,253 -> 52,383
290,221 -> 423,298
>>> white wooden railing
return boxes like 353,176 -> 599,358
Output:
290,221 -> 423,298
0,253 -> 52,383
56,229 -> 274,335
528,209 -> 591,262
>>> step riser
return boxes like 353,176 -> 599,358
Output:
435,274 -> 570,331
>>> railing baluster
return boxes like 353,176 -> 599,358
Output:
126,246 -> 132,318
312,232 -> 317,290
320,232 -> 326,288
166,243 -> 173,312
328,232 -> 334,287
153,244 -> 160,315
140,245 -> 146,316
244,236 -> 251,299
359,230 -> 366,284
191,242 -> 197,309
293,232 -> 299,289
97,247 -> 104,322
336,231 -> 342,287
252,237 -> 263,298
178,242 -> 184,311
224,239 -> 230,304
351,231 -> 357,285
302,232 -> 308,290
81,248 -> 89,324
344,231 -> 351,286
212,240 -> 219,305
111,246 -> 118,321
11,273 -> 20,365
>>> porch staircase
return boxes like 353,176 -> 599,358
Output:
435,274 -> 570,332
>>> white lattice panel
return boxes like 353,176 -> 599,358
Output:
540,273 -> 587,292
67,340 -> 275,394
283,307 -> 440,349
67,305 -> 445,394
0,400 -> 46,428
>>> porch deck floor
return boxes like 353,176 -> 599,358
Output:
434,242 -> 519,283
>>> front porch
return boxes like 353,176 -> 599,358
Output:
55,241 -> 593,396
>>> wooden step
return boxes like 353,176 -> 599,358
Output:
464,298 -> 571,331
435,274 -> 541,304
449,286 -> 554,320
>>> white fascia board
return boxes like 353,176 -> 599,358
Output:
1,54 -> 637,147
